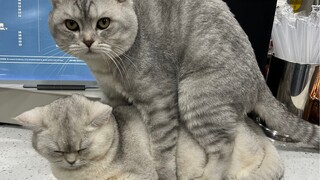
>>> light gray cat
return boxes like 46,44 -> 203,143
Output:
16,95 -> 284,180
15,95 -> 158,180
48,0 -> 320,179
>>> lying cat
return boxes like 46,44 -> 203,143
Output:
48,0 -> 319,179
16,95 -> 283,180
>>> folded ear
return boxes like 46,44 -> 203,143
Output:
14,107 -> 44,131
90,102 -> 113,127
50,0 -> 62,8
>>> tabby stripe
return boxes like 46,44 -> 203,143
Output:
158,141 -> 177,153
184,109 -> 237,126
74,1 -> 82,15
149,114 -> 178,132
151,121 -> 178,144
148,105 -> 176,121
204,137 -> 234,154
304,124 -> 317,143
86,1 -> 95,18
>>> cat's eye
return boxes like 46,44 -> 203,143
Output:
53,150 -> 64,155
97,18 -> 111,30
65,19 -> 80,31
77,148 -> 87,153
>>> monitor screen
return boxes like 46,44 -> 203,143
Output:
0,0 -> 96,87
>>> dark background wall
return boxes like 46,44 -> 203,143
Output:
223,0 -> 278,73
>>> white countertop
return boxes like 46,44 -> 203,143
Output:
0,125 -> 319,180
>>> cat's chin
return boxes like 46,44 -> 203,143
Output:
59,163 -> 86,171
64,166 -> 82,170
76,52 -> 103,61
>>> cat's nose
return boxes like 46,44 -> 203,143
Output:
65,153 -> 77,165
83,39 -> 94,48
66,159 -> 76,165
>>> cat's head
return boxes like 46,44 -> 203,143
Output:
48,0 -> 138,67
15,94 -> 116,170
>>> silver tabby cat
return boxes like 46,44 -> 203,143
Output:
16,95 -> 284,180
48,0 -> 320,179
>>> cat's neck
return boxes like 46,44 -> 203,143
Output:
98,119 -> 120,164
84,56 -> 114,74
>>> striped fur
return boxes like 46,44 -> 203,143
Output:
48,0 -> 319,179
16,95 -> 284,180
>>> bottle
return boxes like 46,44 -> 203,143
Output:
288,0 -> 303,12
303,66 -> 320,125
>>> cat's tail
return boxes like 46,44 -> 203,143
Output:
254,85 -> 320,148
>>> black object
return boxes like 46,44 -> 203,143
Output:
23,84 -> 99,90
23,84 -> 87,91
223,0 -> 277,72
36,84 -> 86,90
266,56 -> 287,97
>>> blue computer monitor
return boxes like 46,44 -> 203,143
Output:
0,0 -> 96,87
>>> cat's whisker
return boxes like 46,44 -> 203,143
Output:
42,48 -> 67,62
44,45 -> 69,59
109,50 -> 127,75
46,48 -> 73,77
109,50 -> 131,87
30,48 -> 69,74
102,52 -> 125,80
42,47 -> 63,56
110,44 -> 138,61
98,51 -> 111,67
112,47 -> 139,72
55,51 -> 74,78
97,43 -> 112,50
40,44 -> 62,53
67,47 -> 82,56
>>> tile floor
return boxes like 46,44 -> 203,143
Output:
0,125 -> 319,180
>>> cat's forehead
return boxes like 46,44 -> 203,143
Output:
55,0 -> 118,19
46,96 -> 90,122
73,0 -> 99,18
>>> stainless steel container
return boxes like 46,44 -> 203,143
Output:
276,62 -> 318,118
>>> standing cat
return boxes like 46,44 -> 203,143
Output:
48,0 -> 320,179
16,95 -> 284,180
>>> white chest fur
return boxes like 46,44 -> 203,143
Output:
84,56 -> 132,105
93,71 -> 132,105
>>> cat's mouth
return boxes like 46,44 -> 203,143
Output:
58,160 -> 87,170
74,47 -> 104,60
86,48 -> 93,54
66,166 -> 81,170
81,49 -> 98,57
84,48 -> 101,56
63,163 -> 85,170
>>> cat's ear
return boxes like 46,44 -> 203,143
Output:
50,0 -> 62,8
14,107 -> 44,131
90,102 -> 113,127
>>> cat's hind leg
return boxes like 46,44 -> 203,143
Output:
178,74 -> 246,179
135,89 -> 179,180
226,119 -> 284,180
